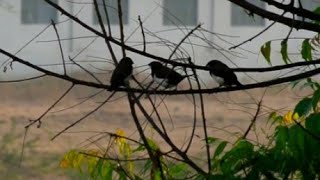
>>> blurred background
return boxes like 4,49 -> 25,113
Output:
0,0 -> 317,179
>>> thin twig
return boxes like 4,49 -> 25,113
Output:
138,15 -> 146,52
93,0 -> 118,65
229,13 -> 281,50
51,91 -> 116,140
0,75 -> 46,83
242,100 -> 262,139
69,56 -> 103,84
117,0 -> 126,58
51,20 -> 67,75
168,24 -> 201,60
101,0 -> 112,36
25,84 -> 75,128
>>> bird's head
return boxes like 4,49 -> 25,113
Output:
122,57 -> 134,64
148,61 -> 162,69
206,60 -> 220,68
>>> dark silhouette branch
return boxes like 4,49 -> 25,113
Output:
51,20 -> 67,75
93,0 -> 118,65
117,0 -> 126,58
138,15 -> 146,52
228,0 -> 320,32
261,0 -> 320,22
242,100 -> 262,139
0,75 -> 46,83
51,91 -> 116,140
26,84 -> 75,129
229,11 -> 285,50
3,48 -> 320,96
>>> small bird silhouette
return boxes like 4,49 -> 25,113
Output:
108,57 -> 134,91
148,61 -> 190,89
206,60 -> 242,87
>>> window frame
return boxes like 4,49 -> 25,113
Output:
21,0 -> 58,24
230,0 -> 266,27
92,0 -> 129,25
162,0 -> 198,26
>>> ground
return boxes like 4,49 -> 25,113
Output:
0,72 -> 307,179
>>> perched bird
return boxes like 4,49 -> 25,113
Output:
108,57 -> 134,91
206,60 -> 242,87
148,61 -> 190,89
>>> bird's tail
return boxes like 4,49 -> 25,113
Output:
235,80 -> 243,86
107,84 -> 116,91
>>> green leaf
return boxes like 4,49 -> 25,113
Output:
301,39 -> 313,61
288,125 -> 305,162
294,97 -> 313,116
275,126 -> 289,148
313,7 -> 320,25
261,41 -> 272,65
305,113 -> 320,135
206,136 -> 218,145
132,144 -> 145,153
168,163 -> 188,178
102,162 -> 114,180
213,141 -> 228,160
280,40 -> 291,64
146,138 -> 159,151
220,140 -> 254,174
118,170 -> 127,180
291,80 -> 302,89
154,170 -> 162,180
312,89 -> 320,111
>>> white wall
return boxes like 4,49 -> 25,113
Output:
0,0 -> 317,83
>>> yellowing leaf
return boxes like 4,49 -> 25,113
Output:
283,110 -> 299,125
59,159 -> 69,169
116,128 -> 126,145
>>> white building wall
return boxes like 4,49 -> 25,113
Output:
0,0 -> 317,82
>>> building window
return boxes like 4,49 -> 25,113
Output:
93,0 -> 129,25
163,0 -> 198,26
231,0 -> 265,26
21,0 -> 58,24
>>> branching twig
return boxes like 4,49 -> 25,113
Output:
229,11 -> 285,50
26,84 -> 75,129
168,24 -> 201,60
93,0 -> 118,65
51,91 -> 116,140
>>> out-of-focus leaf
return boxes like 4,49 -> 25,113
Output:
313,7 -> 320,25
168,163 -> 188,178
275,126 -> 289,148
213,141 -> 228,160
146,138 -> 159,151
206,136 -> 218,145
305,113 -> 320,135
132,144 -> 146,153
294,97 -> 313,117
220,140 -> 254,174
312,89 -> 320,111
261,41 -> 272,65
101,161 -> 114,180
301,39 -> 313,61
281,40 -> 291,64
